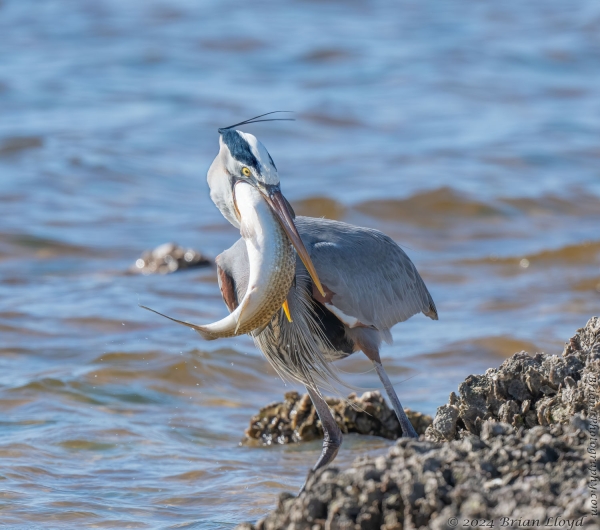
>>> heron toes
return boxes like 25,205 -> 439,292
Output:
298,433 -> 343,495
305,385 -> 344,473
302,364 -> 418,494
313,432 -> 343,471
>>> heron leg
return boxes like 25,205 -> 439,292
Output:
300,385 -> 342,492
373,360 -> 418,439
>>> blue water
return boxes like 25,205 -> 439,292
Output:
0,0 -> 599,527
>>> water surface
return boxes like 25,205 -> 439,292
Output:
1,0 -> 600,527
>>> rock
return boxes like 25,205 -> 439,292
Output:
241,391 -> 432,446
431,403 -> 460,441
129,242 -> 211,274
244,420 -> 595,530
237,317 -> 600,529
426,317 -> 600,441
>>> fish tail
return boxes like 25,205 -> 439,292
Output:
194,327 -> 219,341
139,304 -> 218,340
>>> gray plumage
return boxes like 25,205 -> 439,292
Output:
292,216 -> 437,330
216,216 -> 437,392
148,126 -> 438,484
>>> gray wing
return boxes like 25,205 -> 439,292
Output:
295,216 -> 438,331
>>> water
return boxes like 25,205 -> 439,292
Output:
1,0 -> 599,527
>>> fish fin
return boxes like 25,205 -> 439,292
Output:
139,305 -> 217,340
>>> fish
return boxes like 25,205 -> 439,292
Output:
141,182 -> 296,339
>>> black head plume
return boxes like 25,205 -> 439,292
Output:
218,111 -> 294,134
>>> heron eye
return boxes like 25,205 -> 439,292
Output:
241,167 -> 251,177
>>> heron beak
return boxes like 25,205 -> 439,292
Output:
262,187 -> 326,298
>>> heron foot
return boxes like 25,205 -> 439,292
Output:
300,385 -> 343,494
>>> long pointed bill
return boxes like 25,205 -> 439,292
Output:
262,188 -> 326,297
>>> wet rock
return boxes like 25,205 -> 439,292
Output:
426,317 -> 600,441
431,404 -> 459,441
242,420 -> 595,530
237,317 -> 600,529
129,242 -> 211,274
241,391 -> 432,445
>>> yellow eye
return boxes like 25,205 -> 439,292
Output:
241,167 -> 251,177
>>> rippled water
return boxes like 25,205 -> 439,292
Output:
1,0 -> 600,527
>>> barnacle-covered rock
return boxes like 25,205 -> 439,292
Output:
241,391 -> 432,446
240,419 -> 595,530
426,317 -> 600,441
237,317 -> 600,530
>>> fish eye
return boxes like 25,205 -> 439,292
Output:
241,167 -> 251,177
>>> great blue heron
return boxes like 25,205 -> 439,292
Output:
144,113 -> 438,478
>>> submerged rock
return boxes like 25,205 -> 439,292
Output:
130,242 -> 211,274
237,317 -> 600,529
241,391 -> 432,446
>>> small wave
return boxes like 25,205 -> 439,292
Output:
294,196 -> 346,220
422,336 -> 541,366
301,48 -> 351,63
0,136 -> 43,156
354,187 -> 600,226
301,111 -> 363,128
460,240 -> 600,267
355,187 -> 503,226
59,439 -> 118,451
199,38 -> 265,52
65,318 -> 151,332
500,192 -> 600,216
0,232 -> 98,259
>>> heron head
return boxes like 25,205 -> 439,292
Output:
207,125 -> 326,297
207,128 -> 281,226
